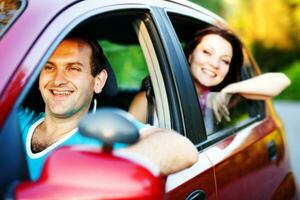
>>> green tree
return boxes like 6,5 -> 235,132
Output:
190,0 -> 223,14
223,0 -> 295,49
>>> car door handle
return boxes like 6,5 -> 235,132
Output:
267,140 -> 277,161
185,189 -> 206,200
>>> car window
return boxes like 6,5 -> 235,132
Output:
20,10 -> 156,118
0,0 -> 25,37
166,12 -> 264,140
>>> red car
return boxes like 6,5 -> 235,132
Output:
0,0 -> 298,199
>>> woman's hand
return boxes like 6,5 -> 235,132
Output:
206,92 -> 232,123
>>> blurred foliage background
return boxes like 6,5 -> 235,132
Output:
191,0 -> 300,100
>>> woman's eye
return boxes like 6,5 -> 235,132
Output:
222,60 -> 230,65
203,49 -> 211,55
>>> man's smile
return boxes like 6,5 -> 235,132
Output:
49,89 -> 74,96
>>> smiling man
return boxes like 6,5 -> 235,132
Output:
33,38 -> 107,153
19,36 -> 198,181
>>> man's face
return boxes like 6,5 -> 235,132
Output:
39,38 -> 102,118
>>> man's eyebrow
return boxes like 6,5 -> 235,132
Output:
67,62 -> 84,67
46,61 -> 54,65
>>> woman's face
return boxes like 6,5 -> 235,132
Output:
189,34 -> 233,88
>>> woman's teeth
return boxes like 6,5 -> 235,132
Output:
202,68 -> 216,77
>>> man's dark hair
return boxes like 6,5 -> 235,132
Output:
85,39 -> 106,77
65,34 -> 106,77
184,26 -> 244,91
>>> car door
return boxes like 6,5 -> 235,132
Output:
158,3 -> 297,200
201,54 -> 296,200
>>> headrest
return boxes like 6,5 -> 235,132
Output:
101,56 -> 118,96
81,36 -> 118,97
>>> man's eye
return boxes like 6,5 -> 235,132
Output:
68,66 -> 81,72
44,65 -> 54,71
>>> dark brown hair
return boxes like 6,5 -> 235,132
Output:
81,38 -> 106,77
65,34 -> 106,77
184,26 -> 244,91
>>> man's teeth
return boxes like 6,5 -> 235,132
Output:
202,68 -> 216,77
52,90 -> 72,95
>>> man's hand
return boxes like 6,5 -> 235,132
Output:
206,92 -> 232,123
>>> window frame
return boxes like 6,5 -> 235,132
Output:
132,18 -> 172,128
146,7 -> 206,144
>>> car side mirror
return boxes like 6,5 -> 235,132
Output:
78,108 -> 139,151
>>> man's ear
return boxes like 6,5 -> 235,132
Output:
94,69 -> 108,94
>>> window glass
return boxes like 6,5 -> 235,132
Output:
203,94 -> 257,135
167,12 -> 263,136
100,40 -> 148,90
0,0 -> 25,37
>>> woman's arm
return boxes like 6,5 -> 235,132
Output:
221,72 -> 291,100
129,91 -> 148,123
207,72 -> 290,122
